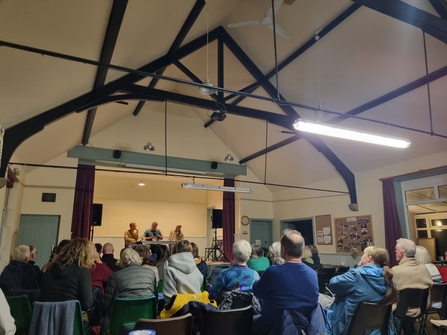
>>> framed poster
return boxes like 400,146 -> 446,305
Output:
334,215 -> 373,254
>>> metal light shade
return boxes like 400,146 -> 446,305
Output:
224,153 -> 234,162
138,180 -> 145,186
198,79 -> 216,95
143,142 -> 155,151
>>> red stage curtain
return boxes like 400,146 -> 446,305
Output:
382,178 -> 402,266
222,178 -> 235,261
71,164 -> 95,239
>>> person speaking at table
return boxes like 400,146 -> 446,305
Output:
144,222 -> 163,257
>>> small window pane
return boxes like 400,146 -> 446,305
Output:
431,219 -> 447,227
405,188 -> 435,202
416,218 -> 427,228
417,230 -> 428,238
439,185 -> 447,199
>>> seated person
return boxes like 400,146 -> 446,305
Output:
0,288 -> 15,335
42,239 -> 70,272
191,242 -> 208,278
247,244 -> 270,273
268,242 -> 285,265
135,244 -> 159,285
89,247 -> 112,326
302,246 -> 317,270
150,245 -> 170,281
163,240 -> 203,306
207,240 -> 260,300
39,238 -> 94,312
101,248 -> 156,331
415,245 -> 442,282
168,225 -> 184,242
124,222 -> 140,247
326,246 -> 398,335
0,245 -> 43,293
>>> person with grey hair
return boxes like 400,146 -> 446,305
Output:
207,239 -> 260,300
392,238 -> 432,334
415,245 -> 442,282
0,245 -> 42,292
101,248 -> 156,332
252,230 -> 320,335
268,242 -> 285,265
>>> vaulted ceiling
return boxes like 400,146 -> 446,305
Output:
1,0 -> 447,207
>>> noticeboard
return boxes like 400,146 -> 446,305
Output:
334,215 -> 374,254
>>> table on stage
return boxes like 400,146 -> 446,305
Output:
142,240 -> 174,245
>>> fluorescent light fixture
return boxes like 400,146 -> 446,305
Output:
293,118 -> 411,148
181,183 -> 253,194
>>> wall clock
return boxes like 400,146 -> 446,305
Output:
241,215 -> 250,226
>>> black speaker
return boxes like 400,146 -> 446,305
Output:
212,209 -> 223,228
92,203 -> 103,226
113,150 -> 121,159
211,162 -> 218,170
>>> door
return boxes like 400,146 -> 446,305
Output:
250,219 -> 273,248
280,218 -> 314,245
17,214 -> 60,269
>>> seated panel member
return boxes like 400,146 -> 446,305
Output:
144,222 -> 164,241
169,225 -> 184,242
124,222 -> 140,247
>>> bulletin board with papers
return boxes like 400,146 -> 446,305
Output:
334,215 -> 374,254
315,214 -> 333,245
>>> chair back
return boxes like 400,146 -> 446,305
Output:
201,305 -> 253,335
134,313 -> 193,335
427,283 -> 447,319
6,295 -> 32,335
108,295 -> 157,335
345,302 -> 391,335
157,279 -> 163,294
323,267 -> 336,284
317,273 -> 326,293
395,288 -> 430,319
335,266 -> 350,276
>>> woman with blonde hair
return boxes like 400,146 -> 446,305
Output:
39,238 -> 94,311
415,245 -> 442,282
326,246 -> 398,335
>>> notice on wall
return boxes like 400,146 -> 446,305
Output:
334,215 -> 374,254
315,214 -> 333,245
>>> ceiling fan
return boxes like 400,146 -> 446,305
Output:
227,0 -> 290,39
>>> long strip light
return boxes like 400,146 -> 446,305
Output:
181,183 -> 253,194
293,118 -> 411,148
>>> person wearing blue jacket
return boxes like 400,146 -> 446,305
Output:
326,246 -> 398,335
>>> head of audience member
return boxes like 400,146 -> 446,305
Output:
129,222 -> 137,231
359,246 -> 398,304
172,240 -> 192,255
302,246 -> 313,260
233,240 -> 252,265
190,242 -> 200,259
269,242 -> 285,265
261,246 -> 269,258
151,222 -> 159,231
49,239 -> 70,262
280,229 -> 304,261
175,225 -> 182,232
153,245 -> 170,265
95,243 -> 102,255
117,248 -> 142,268
135,245 -> 153,266
50,238 -> 94,270
12,245 -> 31,263
29,245 -> 37,261
395,238 -> 416,261
250,244 -> 263,259
415,245 -> 432,265
103,243 -> 115,255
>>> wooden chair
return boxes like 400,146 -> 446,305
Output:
6,294 -> 33,335
201,305 -> 253,335
108,295 -> 157,335
395,288 -> 430,335
134,313 -> 193,335
345,302 -> 391,335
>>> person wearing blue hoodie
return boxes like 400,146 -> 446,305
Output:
326,246 -> 398,335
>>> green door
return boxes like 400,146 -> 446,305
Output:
17,215 -> 60,269
250,219 -> 273,248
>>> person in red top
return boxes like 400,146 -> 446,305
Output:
439,251 -> 447,282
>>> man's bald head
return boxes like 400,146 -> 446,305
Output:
103,243 -> 114,254
280,229 -> 304,258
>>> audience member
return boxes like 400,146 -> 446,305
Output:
39,238 -> 94,311
309,245 -> 321,265
135,244 -> 159,284
0,288 -> 15,335
247,244 -> 270,273
151,245 -> 170,281
101,243 -> 120,272
163,240 -> 203,306
95,243 -> 103,255
124,222 -> 140,247
28,245 -> 38,264
42,239 -> 70,272
101,248 -> 156,332
207,239 -> 259,300
90,247 -> 113,294
415,245 -> 442,282
392,238 -> 432,334
191,242 -> 208,278
268,241 -> 285,265
302,246 -> 317,270
252,230 -> 319,335
326,246 -> 398,335
0,245 -> 43,292
168,225 -> 184,242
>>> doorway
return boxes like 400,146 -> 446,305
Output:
280,218 -> 314,245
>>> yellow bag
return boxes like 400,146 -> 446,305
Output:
159,291 -> 217,319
